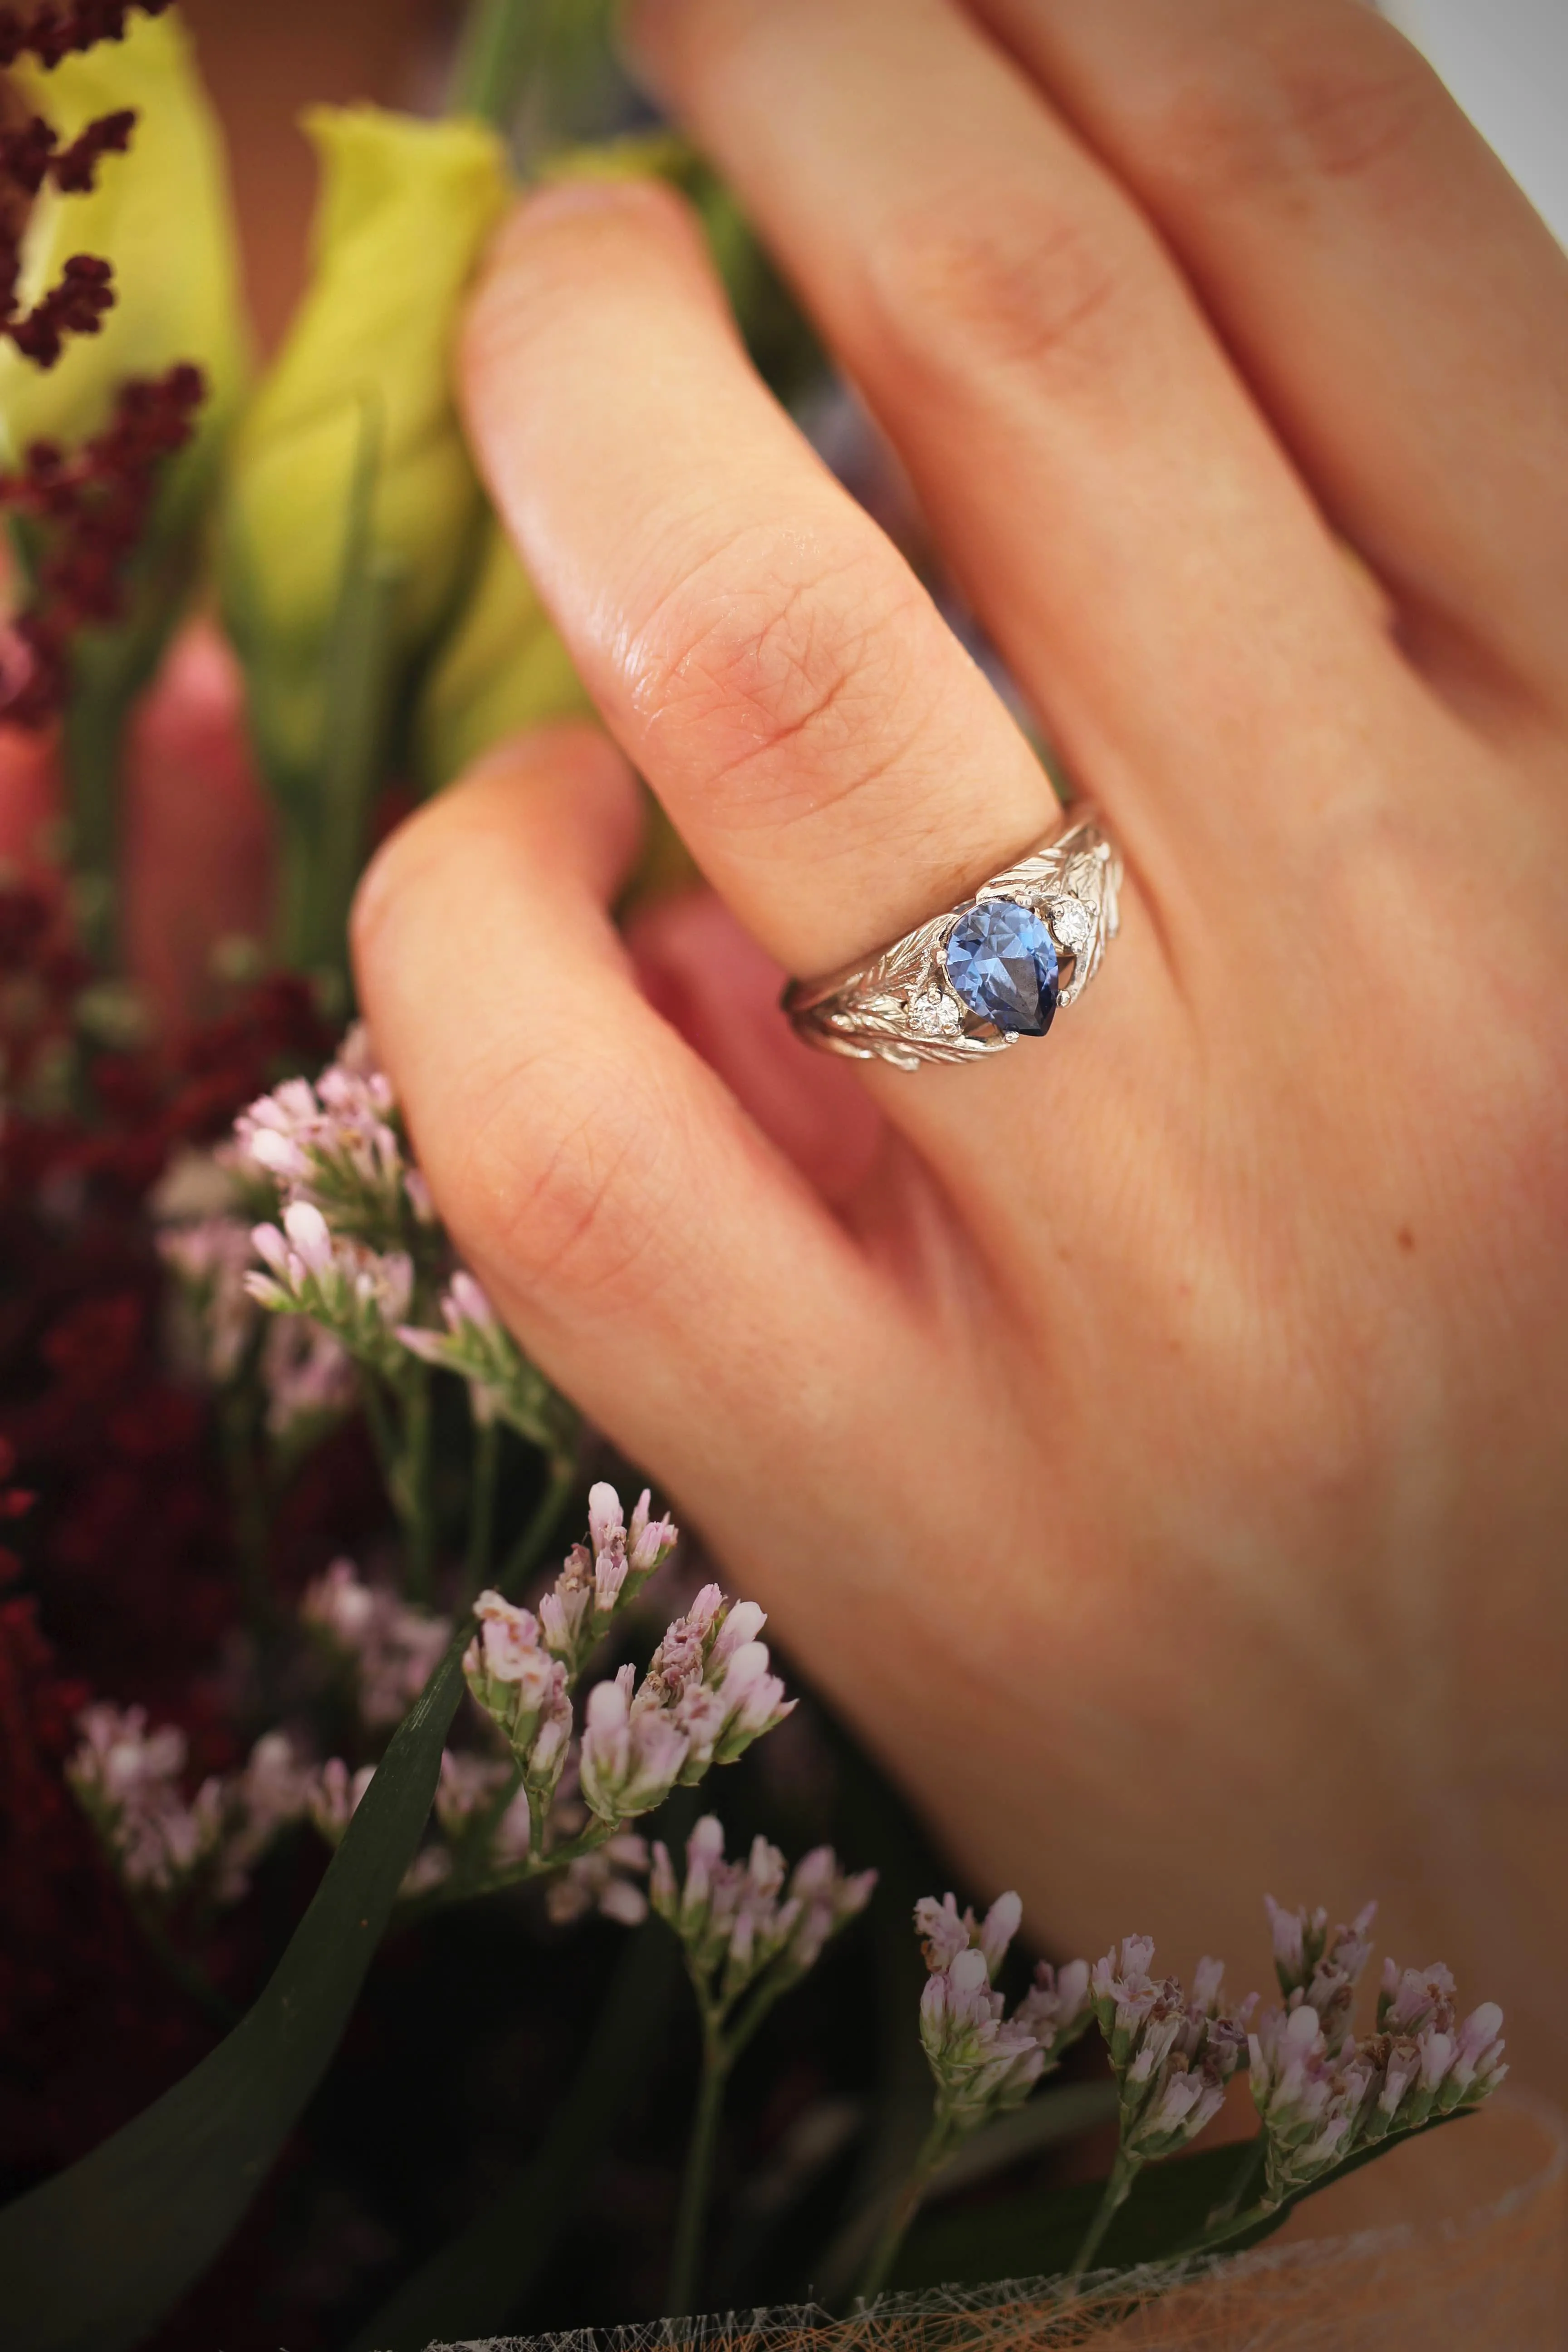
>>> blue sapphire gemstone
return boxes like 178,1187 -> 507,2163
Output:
943,898 -> 1058,1036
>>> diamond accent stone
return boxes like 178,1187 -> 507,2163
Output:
1047,894 -> 1092,955
908,988 -> 961,1037
943,899 -> 1058,1036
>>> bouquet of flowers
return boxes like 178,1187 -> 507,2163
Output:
0,8 -> 1515,2348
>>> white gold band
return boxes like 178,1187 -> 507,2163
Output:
782,814 -> 1121,1072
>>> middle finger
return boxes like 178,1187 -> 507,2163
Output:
630,0 -> 1420,861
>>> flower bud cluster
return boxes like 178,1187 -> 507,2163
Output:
1248,1931 -> 1507,2204
67,1705 -> 312,1906
235,1024 -> 431,1247
303,1559 -> 451,1730
216,1732 -> 317,1902
549,1833 -> 653,1928
462,1591 -> 574,1806
246,1200 -> 413,1378
1265,1894 -> 1377,2054
260,1316 -> 357,1438
398,1271 -> 567,1452
1090,1937 -> 1255,2161
67,1703 -> 222,1896
652,1816 -> 876,2009
916,1892 -> 1092,2137
579,1583 -> 793,1823
156,1215 -> 257,1382
304,1754 -> 451,1898
536,1483 -> 678,1675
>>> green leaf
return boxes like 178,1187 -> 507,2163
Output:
346,1920 -> 681,2349
279,393 -> 403,981
894,2142 -> 1281,2293
0,1645 -> 467,2352
895,2106 -> 1478,2293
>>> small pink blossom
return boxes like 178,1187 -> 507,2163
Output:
547,1833 -> 651,1928
304,1561 -> 450,1728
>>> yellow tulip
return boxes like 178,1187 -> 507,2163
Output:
414,515 -> 593,791
0,10 -> 246,464
221,106 -> 510,799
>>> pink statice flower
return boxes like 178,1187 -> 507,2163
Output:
578,1668 -> 689,1822
462,1590 -> 573,1801
916,1891 -> 1090,2138
548,1833 -> 652,1928
651,1815 -> 874,2005
246,1200 -> 413,1377
235,1024 -> 429,1242
66,1702 -> 224,1896
213,1731 -> 315,1903
537,1484 -> 679,1670
260,1313 -> 357,1437
303,1559 -> 450,1729
398,1269 -> 567,1453
1248,1904 -> 1507,2205
1089,1937 -> 1255,2161
1266,1894 -> 1377,2053
307,1755 -> 375,1842
156,1215 -> 257,1382
634,1583 -> 793,1778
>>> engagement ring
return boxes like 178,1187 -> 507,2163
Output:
783,814 -> 1121,1071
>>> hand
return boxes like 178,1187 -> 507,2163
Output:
353,0 -> 1568,2081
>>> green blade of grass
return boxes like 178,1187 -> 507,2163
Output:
0,1646 -> 466,2352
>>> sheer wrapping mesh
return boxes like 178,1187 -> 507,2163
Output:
424,2092 -> 1565,2352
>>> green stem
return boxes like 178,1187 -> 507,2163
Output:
359,1370 -> 436,1604
448,0 -> 539,128
498,1453 -> 577,1591
436,1811 -> 612,1909
218,1383 -> 273,1634
358,1372 -> 399,1486
401,1364 -> 436,1604
667,2008 -> 730,2318
61,681 -> 129,969
274,804 -> 322,978
1066,2146 -> 1144,2288
463,1416 -> 501,1602
853,2115 -> 951,2308
1208,2135 -> 1268,2229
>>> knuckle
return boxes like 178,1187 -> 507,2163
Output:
438,1041 -> 682,1309
858,184 -> 1133,396
1140,15 -> 1439,211
624,525 -> 931,832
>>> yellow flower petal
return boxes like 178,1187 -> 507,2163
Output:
221,107 -> 510,791
0,11 -> 247,460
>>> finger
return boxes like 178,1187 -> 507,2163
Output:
460,178 -> 1063,980
627,0 -> 1415,856
626,888 -> 887,1205
352,725 -> 917,1507
966,0 -> 1568,726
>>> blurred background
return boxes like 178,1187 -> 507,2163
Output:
1387,0 -> 1568,245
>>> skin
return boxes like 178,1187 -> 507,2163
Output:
354,0 -> 1568,2080
6,0 -> 1564,2078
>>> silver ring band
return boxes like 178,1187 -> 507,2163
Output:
782,813 -> 1121,1071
